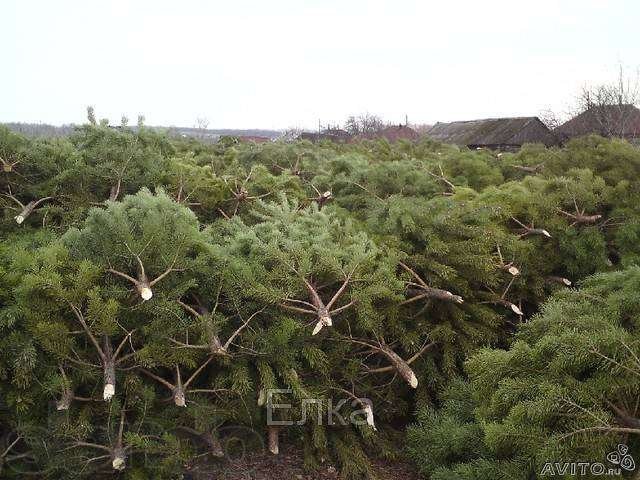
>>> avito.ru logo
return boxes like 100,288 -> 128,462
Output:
540,444 -> 635,476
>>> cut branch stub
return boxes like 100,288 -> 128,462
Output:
111,446 -> 126,471
308,183 -> 333,209
103,337 -> 116,401
112,411 -> 127,470
3,193 -> 53,225
56,387 -> 92,410
173,386 -> 186,407
1,157 -> 20,173
177,300 -> 225,355
363,402 -> 376,430
314,190 -> 333,208
512,163 -> 544,174
280,275 -> 355,335
68,304 -> 121,401
511,217 -> 551,239
576,213 -> 602,224
333,387 -> 377,430
173,365 -> 186,407
56,365 -> 73,410
558,208 -> 603,226
496,246 -> 520,276
399,262 -> 464,306
202,432 -> 224,458
426,165 -> 456,196
140,357 -> 213,407
108,250 -> 181,301
404,286 -> 464,305
257,388 -> 267,407
520,226 -> 551,239
107,266 -> 152,300
267,426 -> 280,455
178,427 -> 224,457
109,180 -> 122,202
379,344 -> 418,388
176,300 -> 261,355
495,298 -> 523,316
103,364 -> 116,401
503,264 -> 520,276
56,387 -> 74,411
351,337 -> 434,388
313,306 -> 333,335
547,275 -> 572,286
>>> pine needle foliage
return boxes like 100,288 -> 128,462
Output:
2,118 -> 640,478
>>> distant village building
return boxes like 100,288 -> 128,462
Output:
299,125 -> 422,143
427,117 -> 556,150
298,128 -> 352,143
555,104 -> 640,143
354,124 -> 420,142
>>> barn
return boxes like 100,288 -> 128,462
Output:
298,128 -> 352,143
354,125 -> 420,142
427,117 -> 557,150
555,104 -> 640,143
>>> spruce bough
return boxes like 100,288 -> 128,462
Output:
1,119 -> 640,478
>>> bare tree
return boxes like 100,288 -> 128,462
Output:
573,66 -> 640,137
539,108 -> 563,130
544,65 -> 640,138
194,117 -> 210,139
277,127 -> 303,142
344,113 -> 386,136
87,106 -> 97,126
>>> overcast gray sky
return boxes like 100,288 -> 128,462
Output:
3,0 -> 639,129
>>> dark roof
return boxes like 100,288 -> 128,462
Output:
298,128 -> 352,143
556,104 -> 640,139
427,117 -> 556,147
355,125 -> 420,142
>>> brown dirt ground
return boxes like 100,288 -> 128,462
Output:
184,445 -> 421,480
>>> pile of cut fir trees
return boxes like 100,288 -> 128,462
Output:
0,111 -> 639,479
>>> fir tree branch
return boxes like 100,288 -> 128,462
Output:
367,341 -> 437,373
69,303 -> 105,361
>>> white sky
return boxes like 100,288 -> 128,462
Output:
3,0 -> 639,130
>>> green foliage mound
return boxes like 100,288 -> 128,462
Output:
408,267 -> 640,479
1,118 -> 640,478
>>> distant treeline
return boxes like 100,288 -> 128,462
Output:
1,122 -> 281,141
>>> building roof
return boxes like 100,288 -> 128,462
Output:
355,125 -> 420,142
555,104 -> 640,139
298,128 -> 352,143
427,117 -> 556,147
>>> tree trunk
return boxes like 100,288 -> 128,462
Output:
521,227 -> 551,238
407,286 -> 463,304
136,275 -> 153,301
379,345 -> 418,388
267,426 -> 279,455
496,299 -> 523,315
173,386 -> 186,407
204,432 -> 224,458
109,179 -> 121,202
103,336 -> 116,401
15,201 -> 37,225
111,446 -> 126,471
56,388 -> 73,410
574,214 -> 602,224
547,276 -> 572,286
312,307 -> 333,335
257,388 -> 267,407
